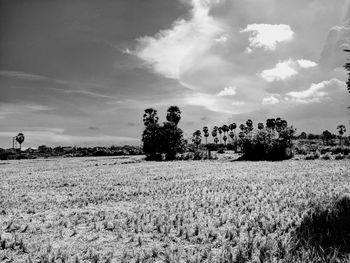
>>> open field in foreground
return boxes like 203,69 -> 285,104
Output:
0,156 -> 349,262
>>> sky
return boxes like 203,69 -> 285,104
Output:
0,0 -> 350,148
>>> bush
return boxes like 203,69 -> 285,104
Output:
176,150 -> 218,161
293,196 -> 350,255
320,152 -> 332,160
295,145 -> 309,155
305,151 -> 320,160
217,148 -> 225,154
335,153 -> 345,160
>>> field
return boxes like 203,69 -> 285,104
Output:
0,156 -> 349,262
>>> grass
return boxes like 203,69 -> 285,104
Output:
0,156 -> 349,262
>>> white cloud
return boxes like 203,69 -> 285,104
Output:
217,86 -> 236,96
134,0 -> 225,79
262,96 -> 280,105
297,59 -> 318,68
231,101 -> 245,106
215,33 -> 229,43
286,78 -> 344,103
260,58 -> 318,82
260,59 -> 298,82
240,24 -> 294,51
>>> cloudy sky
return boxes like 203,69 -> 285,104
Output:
1,0 -> 350,148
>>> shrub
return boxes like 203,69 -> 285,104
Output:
320,152 -> 332,160
176,151 -> 217,160
217,148 -> 225,154
305,151 -> 320,160
295,145 -> 309,155
293,196 -> 350,255
334,153 -> 345,160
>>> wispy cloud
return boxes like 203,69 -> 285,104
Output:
0,70 -> 51,81
0,103 -> 54,119
240,24 -> 294,51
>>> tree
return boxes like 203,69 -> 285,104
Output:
218,127 -> 223,144
142,123 -> 162,160
166,106 -> 181,125
266,119 -> 276,130
258,123 -> 264,130
192,130 -> 202,149
15,133 -> 25,150
211,129 -> 217,139
229,131 -> 234,141
223,135 -> 228,145
299,132 -> 307,139
239,124 -> 247,134
322,130 -> 332,146
344,50 -> 350,107
337,125 -> 347,146
142,107 -> 185,160
222,125 -> 230,139
203,126 -> 209,145
214,137 -> 219,145
246,119 -> 253,131
161,122 -> 185,159
143,108 -> 159,126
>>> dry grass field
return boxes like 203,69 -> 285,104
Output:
0,156 -> 349,262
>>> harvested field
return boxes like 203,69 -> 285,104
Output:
0,156 -> 349,262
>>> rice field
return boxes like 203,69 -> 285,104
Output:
0,156 -> 349,262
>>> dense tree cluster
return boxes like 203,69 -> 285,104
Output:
142,106 -> 185,160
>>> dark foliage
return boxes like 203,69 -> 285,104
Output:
142,107 -> 185,161
166,106 -> 181,125
0,145 -> 143,160
293,196 -> 350,255
239,118 -> 295,161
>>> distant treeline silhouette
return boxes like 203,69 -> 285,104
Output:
0,145 -> 143,160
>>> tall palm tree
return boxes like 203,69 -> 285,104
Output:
214,137 -> 219,145
143,108 -> 159,126
166,106 -> 181,125
223,135 -> 228,145
222,125 -> 229,137
246,119 -> 253,132
239,124 -> 246,134
337,125 -> 347,146
15,133 -> 25,151
266,118 -> 276,130
211,130 -> 217,141
344,50 -> 350,108
192,130 -> 202,149
203,126 -> 209,145
218,127 -> 223,144
229,131 -> 234,142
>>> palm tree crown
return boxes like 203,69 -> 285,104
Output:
143,108 -> 159,126
166,106 -> 181,125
